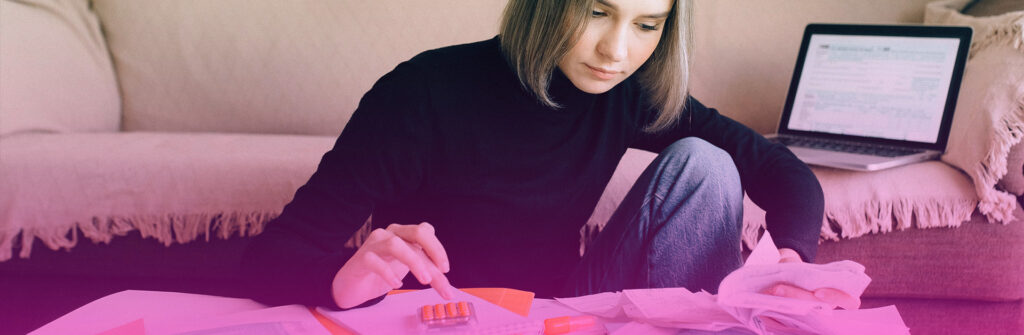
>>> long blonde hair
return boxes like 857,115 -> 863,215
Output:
499,0 -> 694,133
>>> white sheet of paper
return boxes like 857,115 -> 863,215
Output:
761,305 -> 909,335
153,305 -> 330,335
718,260 -> 872,314
720,231 -> 871,315
526,298 -> 582,320
621,288 -> 743,331
744,231 -> 781,266
31,290 -> 267,335
542,232 -> 907,335
554,291 -> 625,318
609,321 -> 679,335
320,289 -> 527,335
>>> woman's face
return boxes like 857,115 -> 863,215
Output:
558,0 -> 673,94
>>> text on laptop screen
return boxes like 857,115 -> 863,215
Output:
786,34 -> 961,143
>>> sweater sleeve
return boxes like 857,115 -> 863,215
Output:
631,97 -> 824,262
240,61 -> 434,308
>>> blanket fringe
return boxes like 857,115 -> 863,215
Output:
974,84 -> 1024,223
967,15 -> 1024,56
0,211 -> 279,261
933,2 -> 1024,223
741,197 -> 978,250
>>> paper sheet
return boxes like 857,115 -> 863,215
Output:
718,233 -> 872,315
525,298 -> 583,320
743,231 -> 781,266
31,290 -> 267,335
760,305 -> 910,335
554,292 -> 624,318
609,321 -> 678,335
320,288 -> 527,334
153,305 -> 330,335
548,232 -> 909,335
621,288 -> 740,331
97,319 -> 145,335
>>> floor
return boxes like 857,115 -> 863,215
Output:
0,232 -> 252,335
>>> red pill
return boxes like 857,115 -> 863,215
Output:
421,305 -> 434,321
445,302 -> 458,318
434,304 -> 445,318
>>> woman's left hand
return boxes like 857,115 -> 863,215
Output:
761,248 -> 862,310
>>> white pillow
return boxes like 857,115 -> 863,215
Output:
926,0 -> 1024,223
0,0 -> 120,136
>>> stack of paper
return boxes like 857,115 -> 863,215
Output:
555,233 -> 911,335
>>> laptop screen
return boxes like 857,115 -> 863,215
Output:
778,24 -> 972,150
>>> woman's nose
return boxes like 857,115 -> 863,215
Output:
596,26 -> 628,63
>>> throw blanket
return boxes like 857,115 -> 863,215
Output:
928,0 -> 1024,223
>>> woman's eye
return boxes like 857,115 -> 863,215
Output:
638,23 -> 660,31
591,10 -> 607,17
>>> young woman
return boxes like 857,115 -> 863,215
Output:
242,0 -> 857,311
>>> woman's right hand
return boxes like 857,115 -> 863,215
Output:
331,222 -> 456,309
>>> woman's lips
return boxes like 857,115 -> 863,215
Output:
586,64 -> 618,80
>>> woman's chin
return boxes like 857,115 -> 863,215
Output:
573,80 -> 619,94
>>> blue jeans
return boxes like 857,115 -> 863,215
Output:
563,138 -> 744,296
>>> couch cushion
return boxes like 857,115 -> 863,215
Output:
91,0 -> 506,136
818,206 -> 1024,301
0,132 -> 334,261
0,0 -> 120,136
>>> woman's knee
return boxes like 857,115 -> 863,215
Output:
659,138 -> 742,195
649,138 -> 744,229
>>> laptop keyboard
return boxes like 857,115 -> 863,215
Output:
776,136 -> 925,157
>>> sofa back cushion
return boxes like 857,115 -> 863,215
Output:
0,0 -> 120,137
92,0 -> 506,136
93,0 -> 945,136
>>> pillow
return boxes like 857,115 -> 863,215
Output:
962,0 -> 1024,17
90,0 -> 506,136
1001,143 -> 1024,194
0,0 -> 120,137
962,1 -> 1024,195
925,0 -> 1024,223
582,149 -> 978,254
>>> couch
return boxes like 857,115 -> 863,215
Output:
1,0 -> 1022,334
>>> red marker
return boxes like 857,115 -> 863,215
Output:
544,315 -> 598,335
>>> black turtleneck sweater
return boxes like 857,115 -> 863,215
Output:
241,36 -> 824,308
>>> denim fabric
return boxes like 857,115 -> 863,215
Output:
563,138 -> 744,297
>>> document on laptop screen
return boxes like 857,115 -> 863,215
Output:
786,34 -> 961,143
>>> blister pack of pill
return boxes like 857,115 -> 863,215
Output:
419,301 -> 478,332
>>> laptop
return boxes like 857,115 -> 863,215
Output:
768,23 -> 972,171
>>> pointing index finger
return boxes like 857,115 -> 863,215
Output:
388,222 -> 451,273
